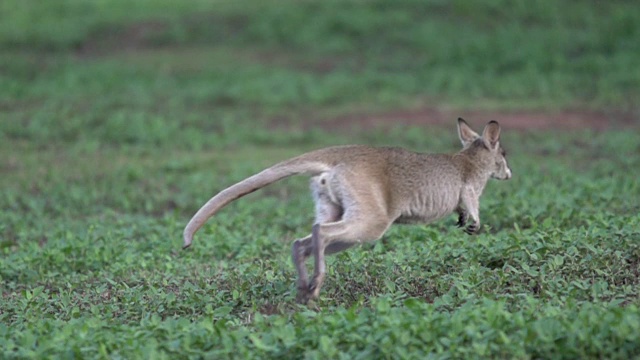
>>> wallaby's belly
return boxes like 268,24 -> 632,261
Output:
393,188 -> 459,225
394,209 -> 452,224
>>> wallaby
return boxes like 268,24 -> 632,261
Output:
183,118 -> 511,303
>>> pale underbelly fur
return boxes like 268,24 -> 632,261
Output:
394,188 -> 459,224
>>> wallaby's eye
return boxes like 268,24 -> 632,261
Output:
500,148 -> 506,157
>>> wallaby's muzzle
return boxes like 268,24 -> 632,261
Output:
493,167 -> 512,180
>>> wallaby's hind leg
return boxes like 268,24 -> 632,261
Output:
296,173 -> 392,303
308,223 -> 324,300
306,214 -> 392,301
292,175 -> 342,303
293,217 -> 357,303
291,234 -> 312,298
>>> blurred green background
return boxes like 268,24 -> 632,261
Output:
2,0 -> 638,147
1,1 -> 639,358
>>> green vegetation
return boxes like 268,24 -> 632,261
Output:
1,0 -> 639,358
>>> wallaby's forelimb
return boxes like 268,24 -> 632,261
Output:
460,187 -> 480,235
456,209 -> 467,228
464,222 -> 480,235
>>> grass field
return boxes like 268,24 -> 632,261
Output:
1,0 -> 639,358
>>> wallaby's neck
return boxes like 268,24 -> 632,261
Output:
453,148 -> 492,192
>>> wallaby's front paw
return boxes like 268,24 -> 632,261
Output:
464,222 -> 479,235
456,212 -> 467,228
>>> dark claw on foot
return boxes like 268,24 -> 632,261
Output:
456,211 -> 467,228
464,223 -> 479,235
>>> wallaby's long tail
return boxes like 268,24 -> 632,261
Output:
183,158 -> 331,248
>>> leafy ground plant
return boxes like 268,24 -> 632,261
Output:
1,0 -> 639,359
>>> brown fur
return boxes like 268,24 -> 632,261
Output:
183,118 -> 512,303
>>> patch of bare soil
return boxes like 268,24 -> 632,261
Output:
306,107 -> 638,133
74,21 -> 636,133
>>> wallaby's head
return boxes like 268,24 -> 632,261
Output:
457,118 -> 512,180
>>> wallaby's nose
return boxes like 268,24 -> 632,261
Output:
505,168 -> 512,179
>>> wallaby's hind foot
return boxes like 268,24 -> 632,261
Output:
296,287 -> 311,304
296,285 -> 320,305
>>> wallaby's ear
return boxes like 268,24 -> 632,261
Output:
457,117 -> 479,146
482,120 -> 501,149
